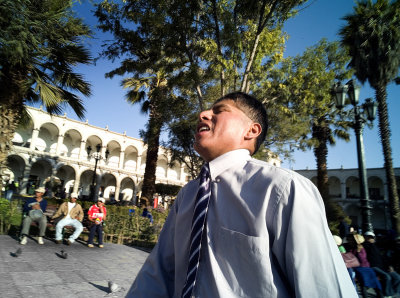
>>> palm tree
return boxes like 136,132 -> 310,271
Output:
0,0 -> 92,196
122,72 -> 170,206
339,0 -> 400,234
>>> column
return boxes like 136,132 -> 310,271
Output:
136,155 -> 142,173
29,128 -> 39,150
341,181 -> 346,200
20,165 -> 32,195
72,172 -> 80,194
78,140 -> 86,160
115,179 -> 121,201
55,134 -> 64,155
100,146 -> 107,165
119,151 -> 125,169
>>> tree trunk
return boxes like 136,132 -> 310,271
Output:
375,85 -> 400,234
312,121 -> 330,202
241,34 -> 261,92
140,106 -> 163,207
0,99 -> 23,198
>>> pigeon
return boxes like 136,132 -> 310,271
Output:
60,250 -> 68,259
15,248 -> 22,257
11,248 -> 22,257
108,281 -> 120,293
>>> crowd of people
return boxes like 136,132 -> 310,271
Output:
19,187 -> 107,248
335,229 -> 400,297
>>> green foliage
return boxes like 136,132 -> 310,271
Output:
339,0 -> 400,88
155,183 -> 182,197
103,206 -> 169,247
0,198 -> 23,234
0,0 -> 92,113
339,0 -> 400,234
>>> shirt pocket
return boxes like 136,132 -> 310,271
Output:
214,226 -> 272,297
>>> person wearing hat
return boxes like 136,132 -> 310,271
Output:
20,187 -> 48,245
87,197 -> 107,248
51,193 -> 84,245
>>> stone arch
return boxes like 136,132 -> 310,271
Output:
106,140 -> 121,168
328,176 -> 341,198
85,135 -> 103,159
346,176 -> 360,199
120,177 -> 135,201
13,117 -> 34,148
368,176 -> 384,201
124,145 -> 139,172
29,159 -> 53,189
100,173 -> 117,200
55,165 -> 76,196
5,154 -> 26,185
156,157 -> 168,179
37,122 -> 59,153
169,161 -> 181,181
62,129 -> 82,158
79,169 -> 98,198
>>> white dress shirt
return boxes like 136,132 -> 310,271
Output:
128,149 -> 357,297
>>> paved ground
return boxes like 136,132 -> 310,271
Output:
0,235 -> 149,297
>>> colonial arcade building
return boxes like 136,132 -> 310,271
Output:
5,106 -> 189,203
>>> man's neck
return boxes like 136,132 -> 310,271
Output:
36,197 -> 43,202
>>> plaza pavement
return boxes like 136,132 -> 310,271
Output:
0,235 -> 149,297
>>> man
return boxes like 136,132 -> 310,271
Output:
128,92 -> 357,297
364,231 -> 400,296
20,187 -> 48,245
51,192 -> 84,245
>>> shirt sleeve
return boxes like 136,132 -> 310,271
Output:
272,174 -> 358,298
88,205 -> 94,219
126,191 -> 182,297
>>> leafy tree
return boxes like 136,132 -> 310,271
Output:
339,0 -> 400,234
121,72 -> 176,204
260,39 -> 352,207
0,0 -> 92,196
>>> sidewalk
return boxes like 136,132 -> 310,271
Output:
0,235 -> 149,297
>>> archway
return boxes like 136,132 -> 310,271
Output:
37,122 -> 59,152
63,129 -> 82,158
100,173 -> 116,201
56,165 -> 76,197
346,176 -> 360,199
120,177 -> 135,201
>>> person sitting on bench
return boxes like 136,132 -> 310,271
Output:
51,192 -> 84,245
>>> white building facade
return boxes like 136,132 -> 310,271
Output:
296,167 -> 400,230
5,106 -> 190,202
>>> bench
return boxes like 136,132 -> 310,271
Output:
28,204 -> 89,236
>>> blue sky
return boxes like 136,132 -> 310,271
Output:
66,0 -> 399,170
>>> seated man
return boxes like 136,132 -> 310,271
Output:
20,187 -> 48,245
51,192 -> 84,245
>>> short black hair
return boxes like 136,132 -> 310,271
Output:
215,91 -> 268,154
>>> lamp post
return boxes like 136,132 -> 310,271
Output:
87,144 -> 109,201
333,79 -> 377,234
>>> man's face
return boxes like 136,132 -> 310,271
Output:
194,99 -> 254,162
35,191 -> 44,199
70,197 -> 77,203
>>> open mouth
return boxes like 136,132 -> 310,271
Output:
197,123 -> 210,133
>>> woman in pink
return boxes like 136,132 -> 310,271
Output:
87,197 -> 107,248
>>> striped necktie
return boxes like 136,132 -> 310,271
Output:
181,164 -> 211,298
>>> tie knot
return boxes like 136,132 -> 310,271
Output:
199,164 -> 210,179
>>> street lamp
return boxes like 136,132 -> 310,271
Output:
333,79 -> 377,234
86,143 -> 109,201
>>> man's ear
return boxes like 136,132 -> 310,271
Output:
244,122 -> 262,140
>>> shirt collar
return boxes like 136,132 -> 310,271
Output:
208,149 -> 251,180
